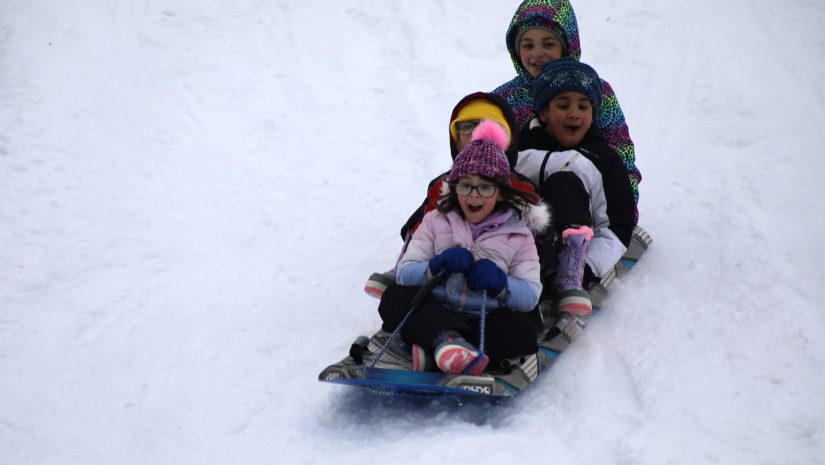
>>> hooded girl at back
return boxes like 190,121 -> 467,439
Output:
491,0 -> 643,214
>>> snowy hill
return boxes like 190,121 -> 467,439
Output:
2,1 -> 824,464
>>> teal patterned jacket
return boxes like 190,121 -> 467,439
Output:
492,0 -> 642,215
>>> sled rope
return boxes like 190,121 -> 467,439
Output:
478,290 -> 487,353
461,289 -> 487,375
368,274 -> 489,376
367,271 -> 449,370
367,302 -> 416,370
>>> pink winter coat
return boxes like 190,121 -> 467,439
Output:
396,204 -> 550,313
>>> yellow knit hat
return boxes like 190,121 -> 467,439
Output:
449,99 -> 511,143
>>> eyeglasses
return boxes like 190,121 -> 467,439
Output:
454,182 -> 499,198
455,120 -> 481,135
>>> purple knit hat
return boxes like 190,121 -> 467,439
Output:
448,120 -> 511,183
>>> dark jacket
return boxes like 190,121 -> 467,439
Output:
519,126 -> 636,247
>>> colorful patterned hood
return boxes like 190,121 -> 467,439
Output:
505,0 -> 582,76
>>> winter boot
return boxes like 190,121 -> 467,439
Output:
555,226 -> 594,316
433,332 -> 489,376
555,225 -> 593,290
556,288 -> 593,316
411,344 -> 436,372
364,270 -> 396,299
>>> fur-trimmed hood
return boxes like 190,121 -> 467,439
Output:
523,199 -> 552,235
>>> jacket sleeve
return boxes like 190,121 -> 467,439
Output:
502,235 -> 542,312
600,147 -> 636,246
586,227 -> 626,278
397,212 -> 438,286
578,156 -> 628,278
597,79 -> 642,212
504,276 -> 542,312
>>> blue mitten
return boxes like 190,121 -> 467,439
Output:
429,247 -> 474,275
467,258 -> 507,296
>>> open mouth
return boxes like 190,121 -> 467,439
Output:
467,204 -> 483,213
529,60 -> 547,74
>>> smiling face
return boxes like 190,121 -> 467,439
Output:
455,175 -> 502,224
540,91 -> 593,148
518,28 -> 564,77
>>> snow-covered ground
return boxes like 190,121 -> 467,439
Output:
2,1 -> 824,464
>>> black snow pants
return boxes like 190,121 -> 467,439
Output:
377,284 -> 538,369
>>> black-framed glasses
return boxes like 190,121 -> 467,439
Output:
454,182 -> 498,198
455,120 -> 481,135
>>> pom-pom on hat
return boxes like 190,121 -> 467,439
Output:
532,57 -> 603,116
448,120 -> 511,183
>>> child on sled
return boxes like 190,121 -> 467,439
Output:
363,92 -> 542,300
492,0 -> 643,218
515,58 -> 635,318
377,121 -> 550,375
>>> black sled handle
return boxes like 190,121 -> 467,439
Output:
408,270 -> 449,309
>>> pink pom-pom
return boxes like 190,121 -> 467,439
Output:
471,120 -> 510,150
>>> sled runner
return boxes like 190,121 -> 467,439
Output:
318,226 -> 652,399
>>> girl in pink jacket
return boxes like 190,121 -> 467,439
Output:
378,121 -> 551,376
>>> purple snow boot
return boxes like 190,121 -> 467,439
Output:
556,225 -> 593,289
555,226 -> 594,316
